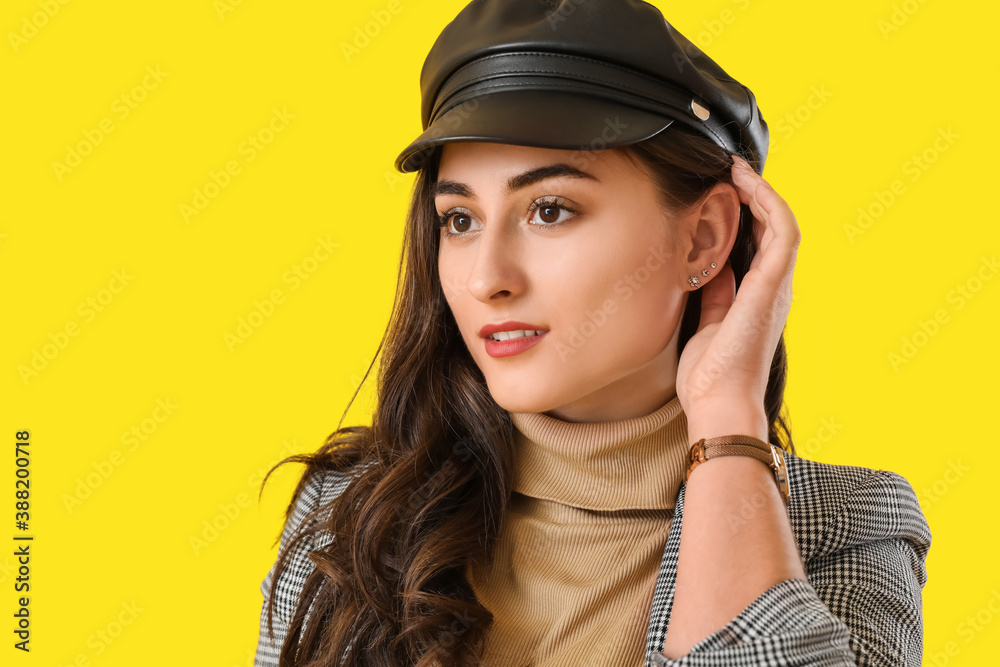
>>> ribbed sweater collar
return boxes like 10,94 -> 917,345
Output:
507,395 -> 690,511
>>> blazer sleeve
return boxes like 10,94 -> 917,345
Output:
650,464 -> 932,667
253,469 -> 353,667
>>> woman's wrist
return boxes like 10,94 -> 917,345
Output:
686,402 -> 769,444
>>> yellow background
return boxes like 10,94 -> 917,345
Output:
1,0 -> 995,664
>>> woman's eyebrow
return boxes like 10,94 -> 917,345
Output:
431,163 -> 600,200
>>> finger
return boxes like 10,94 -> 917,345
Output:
730,155 -> 801,257
697,260 -> 735,332
723,158 -> 798,329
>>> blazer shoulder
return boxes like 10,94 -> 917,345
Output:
256,464 -> 370,665
784,453 -> 931,567
289,462 -> 373,535
261,462 -> 371,597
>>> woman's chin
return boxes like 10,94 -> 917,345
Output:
485,381 -> 563,415
489,393 -> 547,415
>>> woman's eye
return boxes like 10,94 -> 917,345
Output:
441,211 -> 480,235
439,199 -> 576,237
529,200 -> 576,226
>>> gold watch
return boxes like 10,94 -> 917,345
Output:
685,435 -> 791,507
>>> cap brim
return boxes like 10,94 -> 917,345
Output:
394,89 -> 676,173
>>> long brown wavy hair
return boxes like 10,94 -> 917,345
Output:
259,124 -> 795,666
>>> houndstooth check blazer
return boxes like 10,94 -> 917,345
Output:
254,450 -> 931,666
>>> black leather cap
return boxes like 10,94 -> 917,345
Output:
394,0 -> 769,174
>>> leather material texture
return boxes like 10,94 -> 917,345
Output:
395,0 -> 769,174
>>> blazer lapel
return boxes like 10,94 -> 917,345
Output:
643,481 -> 687,663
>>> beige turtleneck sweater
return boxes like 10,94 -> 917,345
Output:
466,395 -> 691,667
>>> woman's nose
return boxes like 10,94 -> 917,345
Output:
464,220 -> 527,303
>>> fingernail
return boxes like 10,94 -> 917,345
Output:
731,154 -> 751,170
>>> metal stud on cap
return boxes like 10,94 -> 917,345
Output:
690,99 -> 710,121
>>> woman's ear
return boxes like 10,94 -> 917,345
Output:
683,181 -> 740,281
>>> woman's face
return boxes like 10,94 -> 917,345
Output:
435,142 -> 694,422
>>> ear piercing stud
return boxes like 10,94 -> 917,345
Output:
688,262 -> 717,288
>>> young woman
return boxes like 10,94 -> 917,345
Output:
255,2 -> 931,665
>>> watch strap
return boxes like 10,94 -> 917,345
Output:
698,442 -> 773,469
686,434 -> 791,507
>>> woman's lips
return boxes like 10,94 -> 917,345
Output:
483,330 -> 548,358
479,321 -> 549,358
479,321 -> 547,338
